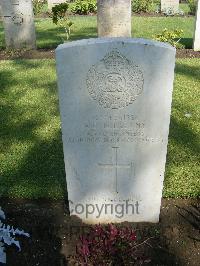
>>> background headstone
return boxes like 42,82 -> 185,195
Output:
97,0 -> 131,37
161,0 -> 179,13
193,0 -> 200,51
56,38 -> 176,224
1,0 -> 36,49
48,0 -> 67,10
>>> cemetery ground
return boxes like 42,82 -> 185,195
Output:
0,15 -> 200,266
0,57 -> 199,265
0,16 -> 198,51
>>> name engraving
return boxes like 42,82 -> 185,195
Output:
65,113 -> 167,144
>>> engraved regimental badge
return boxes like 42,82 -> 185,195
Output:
11,12 -> 24,25
86,50 -> 144,109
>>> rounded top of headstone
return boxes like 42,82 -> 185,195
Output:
56,38 -> 176,53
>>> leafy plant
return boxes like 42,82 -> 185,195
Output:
162,7 -> 184,16
187,0 -> 197,15
154,28 -> 184,48
71,0 -> 97,15
0,207 -> 29,264
76,224 -> 151,265
32,0 -> 46,15
58,19 -> 74,41
51,2 -> 69,24
51,2 -> 74,41
131,0 -> 153,13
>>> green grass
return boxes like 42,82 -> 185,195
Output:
0,59 -> 199,199
180,3 -> 191,14
0,60 -> 65,199
0,16 -> 195,49
164,59 -> 200,197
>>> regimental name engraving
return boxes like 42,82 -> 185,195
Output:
86,50 -> 144,109
65,113 -> 168,144
11,12 -> 24,25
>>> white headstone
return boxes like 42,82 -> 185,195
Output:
193,0 -> 200,51
0,5 -> 2,18
56,38 -> 176,224
97,0 -> 131,37
1,0 -> 36,49
48,0 -> 67,10
161,0 -> 179,13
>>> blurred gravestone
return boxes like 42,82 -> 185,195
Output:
97,0 -> 131,37
161,0 -> 179,13
193,0 -> 200,51
1,0 -> 36,49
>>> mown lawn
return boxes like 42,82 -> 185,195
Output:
0,58 -> 199,199
0,16 -> 195,49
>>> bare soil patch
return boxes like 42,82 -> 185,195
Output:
0,198 -> 199,266
0,48 -> 199,60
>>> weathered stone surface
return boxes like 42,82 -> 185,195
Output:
1,0 -> 36,49
56,38 -> 176,224
48,0 -> 67,10
194,0 -> 200,51
97,0 -> 131,37
161,0 -> 179,13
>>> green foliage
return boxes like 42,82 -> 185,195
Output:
51,2 -> 69,24
71,0 -> 97,15
0,15 -> 195,49
132,0 -> 153,13
51,2 -> 73,40
187,0 -> 197,15
154,28 -> 184,48
58,18 -> 74,41
32,0 -> 46,15
76,224 -> 149,265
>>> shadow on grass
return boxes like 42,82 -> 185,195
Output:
36,25 -> 97,49
0,69 -> 18,91
168,116 -> 200,158
179,38 -> 193,49
175,61 -> 200,81
0,60 -> 67,199
70,26 -> 97,41
0,60 -> 68,263
36,27 -> 64,49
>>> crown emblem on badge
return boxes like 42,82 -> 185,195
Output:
86,50 -> 144,109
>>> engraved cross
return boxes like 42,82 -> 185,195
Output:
98,147 -> 134,193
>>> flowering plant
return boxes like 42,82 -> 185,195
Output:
76,224 -> 150,265
0,207 -> 30,264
